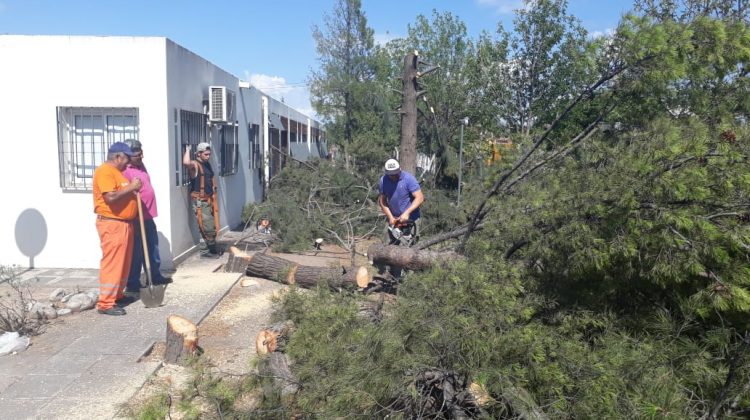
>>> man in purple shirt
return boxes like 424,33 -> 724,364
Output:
122,140 -> 171,296
378,158 -> 425,244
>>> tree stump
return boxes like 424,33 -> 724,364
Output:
164,315 -> 198,365
256,320 -> 295,354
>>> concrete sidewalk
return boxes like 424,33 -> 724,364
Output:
0,253 -> 240,419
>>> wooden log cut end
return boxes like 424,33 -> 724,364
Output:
229,246 -> 255,264
256,330 -> 277,354
355,266 -> 371,288
165,315 -> 198,365
468,382 -> 493,407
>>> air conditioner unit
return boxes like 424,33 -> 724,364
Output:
208,86 -> 236,123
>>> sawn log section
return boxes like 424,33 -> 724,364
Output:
366,243 -> 463,271
229,246 -> 371,289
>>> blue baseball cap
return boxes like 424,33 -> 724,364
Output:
108,142 -> 134,156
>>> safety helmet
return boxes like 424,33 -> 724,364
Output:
384,158 -> 400,175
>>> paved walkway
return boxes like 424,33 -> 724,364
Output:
0,252 -> 240,419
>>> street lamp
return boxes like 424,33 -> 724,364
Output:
457,117 -> 469,206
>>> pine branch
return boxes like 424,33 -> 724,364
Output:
456,56 -> 651,252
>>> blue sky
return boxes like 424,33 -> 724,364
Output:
0,0 -> 635,117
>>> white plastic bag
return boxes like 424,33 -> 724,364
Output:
0,331 -> 30,356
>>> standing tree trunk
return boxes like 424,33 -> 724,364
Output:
399,50 -> 419,174
164,315 -> 198,365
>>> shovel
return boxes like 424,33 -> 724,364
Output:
137,192 -> 167,308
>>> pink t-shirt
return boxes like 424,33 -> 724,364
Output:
123,164 -> 158,219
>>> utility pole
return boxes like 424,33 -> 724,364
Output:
399,50 -> 438,174
458,117 -> 468,206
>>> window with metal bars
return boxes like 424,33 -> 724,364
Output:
248,123 -> 261,169
220,124 -> 238,176
179,110 -> 208,186
56,107 -> 139,191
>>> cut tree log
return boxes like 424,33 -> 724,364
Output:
256,320 -> 300,401
164,315 -> 198,365
366,243 -> 464,271
357,292 -> 397,322
228,246 -> 372,289
256,320 -> 295,354
259,352 -> 299,399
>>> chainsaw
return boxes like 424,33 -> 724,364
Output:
388,220 -> 416,247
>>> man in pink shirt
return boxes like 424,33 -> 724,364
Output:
122,140 -> 171,297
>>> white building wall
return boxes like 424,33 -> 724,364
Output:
0,35 -> 325,269
238,86 -> 265,202
164,40 -> 241,261
0,36 -> 168,268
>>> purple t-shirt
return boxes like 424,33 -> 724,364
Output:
379,171 -> 421,220
123,164 -> 158,220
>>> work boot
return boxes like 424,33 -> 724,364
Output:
209,244 -> 225,256
115,295 -> 138,306
98,307 -> 127,316
153,276 -> 173,285
200,250 -> 221,259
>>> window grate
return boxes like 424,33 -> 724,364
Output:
57,107 -> 139,191
220,124 -> 238,176
179,110 -> 208,186
248,123 -> 261,169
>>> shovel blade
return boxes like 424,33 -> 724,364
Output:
140,284 -> 167,308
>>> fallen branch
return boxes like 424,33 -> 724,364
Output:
458,57 -> 652,251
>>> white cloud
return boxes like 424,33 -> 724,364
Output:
476,0 -> 525,14
244,72 -> 316,119
590,28 -> 615,39
374,31 -> 398,47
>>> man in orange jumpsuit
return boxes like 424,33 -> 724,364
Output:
93,142 -> 142,315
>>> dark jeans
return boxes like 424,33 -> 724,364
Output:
127,219 -> 166,291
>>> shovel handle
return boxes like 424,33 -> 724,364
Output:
136,192 -> 153,288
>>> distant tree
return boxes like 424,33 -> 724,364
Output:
400,11 -> 483,184
493,0 -> 592,137
310,0 -> 389,169
635,0 -> 750,22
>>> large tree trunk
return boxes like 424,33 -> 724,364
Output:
164,315 -> 198,365
229,246 -> 371,289
366,243 -> 463,271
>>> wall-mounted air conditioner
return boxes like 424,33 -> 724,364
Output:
208,86 -> 236,123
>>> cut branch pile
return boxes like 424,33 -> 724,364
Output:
396,369 -> 496,419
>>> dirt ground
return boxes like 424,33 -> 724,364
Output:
123,241 -> 375,417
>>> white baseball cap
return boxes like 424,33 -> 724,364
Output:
196,142 -> 211,152
384,158 -> 400,175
